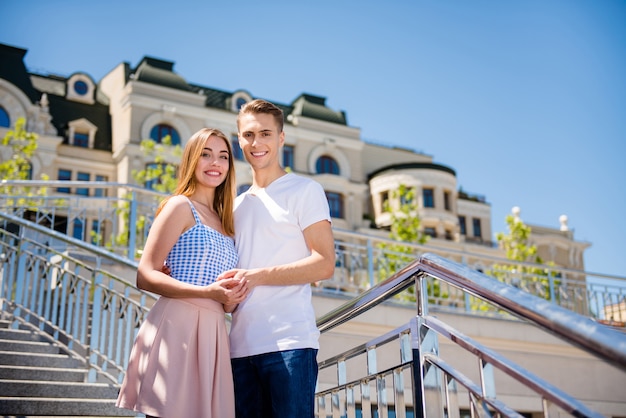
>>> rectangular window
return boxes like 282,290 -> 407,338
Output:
72,218 -> 84,240
472,218 -> 482,238
57,169 -> 72,193
459,216 -> 467,235
444,190 -> 451,211
326,192 -> 344,218
73,132 -> 89,147
76,172 -> 90,196
91,219 -> 101,245
423,188 -> 434,208
400,188 -> 414,206
94,175 -> 108,197
231,134 -> 243,161
424,227 -> 437,238
283,145 -> 294,170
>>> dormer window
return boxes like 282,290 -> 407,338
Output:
66,74 -> 95,104
73,132 -> 89,147
74,80 -> 88,95
231,91 -> 252,112
68,118 -> 97,148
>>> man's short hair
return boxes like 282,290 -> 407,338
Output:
238,99 -> 284,133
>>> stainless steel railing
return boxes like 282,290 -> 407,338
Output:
315,254 -> 626,418
0,210 -> 156,384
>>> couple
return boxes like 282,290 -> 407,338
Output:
115,99 -> 335,417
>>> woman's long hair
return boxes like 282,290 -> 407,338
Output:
156,128 -> 236,236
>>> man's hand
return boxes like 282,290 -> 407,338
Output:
218,268 -> 262,289
207,278 -> 248,306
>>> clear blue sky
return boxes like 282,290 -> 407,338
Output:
2,0 -> 625,277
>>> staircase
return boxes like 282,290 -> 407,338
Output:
0,313 -> 135,417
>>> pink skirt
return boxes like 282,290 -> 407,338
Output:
116,297 -> 235,418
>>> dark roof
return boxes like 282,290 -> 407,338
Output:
0,44 -> 39,103
188,84 -> 231,109
0,43 -> 112,151
3,41 -> 349,144
123,54 -> 347,126
132,57 -> 191,91
290,93 -> 347,125
368,162 -> 456,180
46,94 -> 112,151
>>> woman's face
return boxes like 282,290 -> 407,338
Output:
194,135 -> 231,189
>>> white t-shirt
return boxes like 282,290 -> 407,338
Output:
229,173 -> 331,358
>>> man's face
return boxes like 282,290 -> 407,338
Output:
238,112 -> 285,171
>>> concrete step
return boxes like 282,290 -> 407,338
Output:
0,315 -> 134,417
0,348 -> 82,369
0,379 -> 119,398
0,328 -> 44,342
0,365 -> 86,382
0,350 -> 84,369
0,396 -> 137,416
0,339 -> 62,355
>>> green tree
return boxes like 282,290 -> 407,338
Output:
105,136 -> 181,256
376,184 -> 429,301
0,117 -> 50,206
487,210 -> 557,304
496,213 -> 542,264
131,136 -> 181,193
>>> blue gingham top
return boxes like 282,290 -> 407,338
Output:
165,197 -> 238,286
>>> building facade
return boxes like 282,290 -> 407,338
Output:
0,43 -> 589,271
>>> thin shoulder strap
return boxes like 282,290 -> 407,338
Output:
183,196 -> 202,225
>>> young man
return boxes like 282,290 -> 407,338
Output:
218,99 -> 335,417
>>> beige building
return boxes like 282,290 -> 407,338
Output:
0,42 -> 589,272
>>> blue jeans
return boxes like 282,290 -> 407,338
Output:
231,348 -> 318,418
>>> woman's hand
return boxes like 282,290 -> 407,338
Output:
207,278 -> 248,312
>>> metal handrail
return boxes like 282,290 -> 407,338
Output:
318,253 -> 626,371
317,253 -> 626,417
418,253 -> 626,371
0,210 -> 138,274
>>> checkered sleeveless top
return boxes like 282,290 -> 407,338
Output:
165,197 -> 238,286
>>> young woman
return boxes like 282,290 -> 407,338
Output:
116,128 -> 247,418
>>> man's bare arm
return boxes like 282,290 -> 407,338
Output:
218,220 -> 335,287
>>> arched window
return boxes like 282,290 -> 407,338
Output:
0,106 -> 9,127
315,155 -> 339,175
150,124 -> 181,145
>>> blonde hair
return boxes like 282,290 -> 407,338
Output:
157,128 -> 236,236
